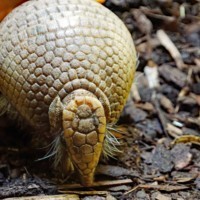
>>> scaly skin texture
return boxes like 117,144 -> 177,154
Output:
63,94 -> 106,185
0,0 -> 136,186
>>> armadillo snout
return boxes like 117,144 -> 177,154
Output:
62,94 -> 106,186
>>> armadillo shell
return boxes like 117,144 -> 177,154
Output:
0,0 -> 136,131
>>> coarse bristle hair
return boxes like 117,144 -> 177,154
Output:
38,124 -> 122,173
102,124 -> 122,160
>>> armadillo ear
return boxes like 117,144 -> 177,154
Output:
0,94 -> 9,116
48,96 -> 63,133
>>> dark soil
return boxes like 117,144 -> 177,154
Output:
0,0 -> 200,199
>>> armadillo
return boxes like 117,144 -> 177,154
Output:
0,0 -> 136,186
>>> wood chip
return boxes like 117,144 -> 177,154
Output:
132,9 -> 153,35
157,30 -> 186,69
173,173 -> 198,183
124,183 -> 189,195
59,179 -> 133,190
159,94 -> 175,113
144,63 -> 160,89
152,91 -> 169,136
156,193 -> 171,200
4,194 -> 80,200
130,84 -> 141,102
135,102 -> 155,112
172,135 -> 200,146
158,65 -> 187,88
96,165 -> 135,177
167,123 -> 183,138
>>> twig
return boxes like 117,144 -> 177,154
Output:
58,190 -> 109,195
152,91 -> 169,137
4,194 -> 80,200
130,84 -> 141,102
157,29 -> 186,69
124,183 -> 189,195
59,179 -> 133,189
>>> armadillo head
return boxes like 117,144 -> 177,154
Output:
61,90 -> 106,186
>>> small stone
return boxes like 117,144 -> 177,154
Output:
158,65 -> 187,88
136,190 -> 148,199
151,144 -> 174,173
82,195 -> 105,200
195,176 -> 200,189
156,193 -> 171,200
171,144 -> 192,170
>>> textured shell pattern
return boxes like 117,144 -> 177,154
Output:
0,0 -> 136,131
